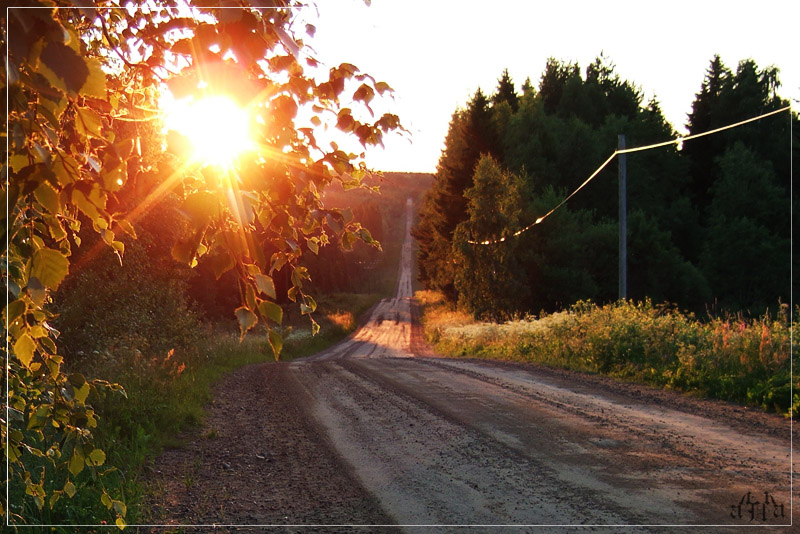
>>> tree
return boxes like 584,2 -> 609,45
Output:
538,57 -> 580,115
492,68 -> 519,112
453,156 -> 530,320
413,89 -> 497,300
700,144 -> 789,312
684,56 -> 792,311
685,56 -> 788,213
3,0 -> 402,524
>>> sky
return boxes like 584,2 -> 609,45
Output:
304,0 -> 798,173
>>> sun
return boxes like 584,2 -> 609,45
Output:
161,91 -> 255,166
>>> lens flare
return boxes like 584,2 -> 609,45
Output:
161,92 -> 254,166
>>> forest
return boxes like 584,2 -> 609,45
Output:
414,55 -> 797,321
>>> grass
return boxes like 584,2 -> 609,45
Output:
419,291 -> 797,416
11,291 -> 384,531
281,291 -> 384,360
13,181 -> 415,528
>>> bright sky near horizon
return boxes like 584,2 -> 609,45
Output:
306,0 -> 798,173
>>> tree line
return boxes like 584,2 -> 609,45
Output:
413,56 -> 797,321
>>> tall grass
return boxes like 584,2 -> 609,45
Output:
421,292 -> 796,416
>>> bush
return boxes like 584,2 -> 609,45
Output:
421,294 -> 796,415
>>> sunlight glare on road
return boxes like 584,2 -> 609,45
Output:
161,91 -> 255,167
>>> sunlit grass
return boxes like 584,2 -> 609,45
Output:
419,292 -> 796,415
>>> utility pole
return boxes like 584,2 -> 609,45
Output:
618,134 -> 627,301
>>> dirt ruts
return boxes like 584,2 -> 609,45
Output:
145,362 -> 398,532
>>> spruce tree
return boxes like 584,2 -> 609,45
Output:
413,89 -> 498,300
492,68 -> 519,112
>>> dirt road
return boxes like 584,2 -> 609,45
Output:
151,198 -> 794,531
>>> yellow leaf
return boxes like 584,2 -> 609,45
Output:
87,448 -> 106,466
81,57 -> 107,98
72,189 -> 101,220
268,329 -> 283,360
47,216 -> 68,241
116,219 -> 137,239
30,247 -> 70,289
69,447 -> 84,476
13,334 -> 36,369
116,517 -> 127,530
9,154 -> 31,172
53,153 -> 79,185
74,383 -> 90,404
76,107 -> 103,138
64,481 -> 76,498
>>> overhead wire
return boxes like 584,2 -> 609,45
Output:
467,105 -> 792,245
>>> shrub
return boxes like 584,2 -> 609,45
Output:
421,294 -> 796,415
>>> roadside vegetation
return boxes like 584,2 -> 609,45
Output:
37,293 -> 380,526
419,291 -> 797,417
8,171 -> 430,528
415,58 -> 796,321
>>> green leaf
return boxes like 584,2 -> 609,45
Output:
112,500 -> 126,516
15,162 -> 55,195
341,207 -> 354,223
300,295 -> 316,315
342,230 -> 357,250
38,41 -> 89,95
46,354 -> 62,379
254,274 -> 276,300
326,213 -> 343,234
53,153 -> 80,185
69,373 -> 86,389
171,240 -> 195,266
268,329 -> 283,360
13,334 -> 36,369
31,247 -> 70,289
258,300 -> 283,325
235,307 -> 257,338
63,481 -> 76,498
47,216 -> 68,241
87,448 -> 106,466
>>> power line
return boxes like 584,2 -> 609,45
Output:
468,105 -> 792,246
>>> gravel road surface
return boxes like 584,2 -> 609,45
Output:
149,198 -> 794,532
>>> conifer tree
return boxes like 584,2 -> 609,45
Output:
492,68 -> 519,112
413,89 -> 498,299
